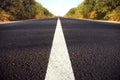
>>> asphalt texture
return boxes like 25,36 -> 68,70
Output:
60,18 -> 120,80
0,18 -> 120,80
0,18 -> 57,80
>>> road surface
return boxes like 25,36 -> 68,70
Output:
0,18 -> 120,80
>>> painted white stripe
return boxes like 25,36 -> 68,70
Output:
45,18 -> 75,80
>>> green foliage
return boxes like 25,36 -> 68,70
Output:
0,0 -> 53,21
65,0 -> 120,21
65,8 -> 76,18
109,6 -> 120,21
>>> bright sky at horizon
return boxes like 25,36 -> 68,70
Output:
36,0 -> 83,16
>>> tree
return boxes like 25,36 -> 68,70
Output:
0,0 -> 53,21
65,8 -> 76,18
65,0 -> 120,21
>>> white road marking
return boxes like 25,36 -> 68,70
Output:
45,18 -> 75,80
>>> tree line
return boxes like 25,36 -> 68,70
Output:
65,0 -> 120,21
0,0 -> 53,22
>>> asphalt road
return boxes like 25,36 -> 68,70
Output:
61,18 -> 120,80
0,18 -> 57,80
0,18 -> 120,80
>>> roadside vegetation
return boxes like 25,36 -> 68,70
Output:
65,0 -> 120,21
0,0 -> 53,22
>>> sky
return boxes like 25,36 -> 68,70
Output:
36,0 -> 83,16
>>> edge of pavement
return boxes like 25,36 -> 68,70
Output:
1,17 -> 120,24
77,18 -> 120,24
0,19 -> 36,24
0,17 -> 56,24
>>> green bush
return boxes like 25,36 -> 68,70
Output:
109,6 -> 120,21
